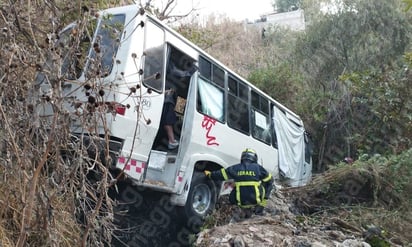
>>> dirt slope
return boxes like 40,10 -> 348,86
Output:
194,186 -> 405,247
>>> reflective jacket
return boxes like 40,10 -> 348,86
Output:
210,162 -> 273,208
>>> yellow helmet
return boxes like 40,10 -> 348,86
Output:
241,148 -> 258,163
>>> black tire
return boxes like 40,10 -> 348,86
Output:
180,172 -> 217,233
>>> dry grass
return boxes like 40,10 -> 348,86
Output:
0,158 -> 84,245
285,150 -> 412,245
0,2 -> 117,245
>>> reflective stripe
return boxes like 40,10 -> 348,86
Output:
235,181 -> 261,207
221,168 -> 228,180
243,148 -> 257,154
237,181 -> 261,187
261,187 -> 266,206
236,185 -> 241,206
262,173 -> 272,182
260,199 -> 267,206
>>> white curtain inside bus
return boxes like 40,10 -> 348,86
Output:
198,78 -> 224,121
273,106 -> 309,187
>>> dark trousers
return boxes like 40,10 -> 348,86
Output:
228,186 -> 265,207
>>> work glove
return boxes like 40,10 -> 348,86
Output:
204,170 -> 211,178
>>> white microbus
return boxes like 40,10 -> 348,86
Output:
32,4 -> 312,224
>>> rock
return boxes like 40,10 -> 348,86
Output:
194,190 -> 381,247
248,226 -> 259,232
221,233 -> 233,242
311,241 -> 328,247
339,239 -> 371,247
232,235 -> 246,247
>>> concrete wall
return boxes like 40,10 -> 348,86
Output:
247,9 -> 306,31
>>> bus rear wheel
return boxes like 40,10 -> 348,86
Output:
180,172 -> 217,233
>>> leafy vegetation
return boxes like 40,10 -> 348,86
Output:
250,0 -> 412,170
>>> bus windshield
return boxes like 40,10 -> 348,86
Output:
35,13 -> 125,86
86,14 -> 125,78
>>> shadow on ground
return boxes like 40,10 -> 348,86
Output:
110,181 -> 196,247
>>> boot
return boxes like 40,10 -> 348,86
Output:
242,208 -> 253,219
254,205 -> 264,216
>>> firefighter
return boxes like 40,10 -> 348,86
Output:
204,148 -> 274,218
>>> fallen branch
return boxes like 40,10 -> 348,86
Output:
332,217 -> 362,233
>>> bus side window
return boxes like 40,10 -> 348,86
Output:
252,109 -> 271,144
227,94 -> 249,134
251,90 -> 271,144
227,76 -> 250,135
143,21 -> 165,92
197,56 -> 225,122
197,77 -> 224,122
